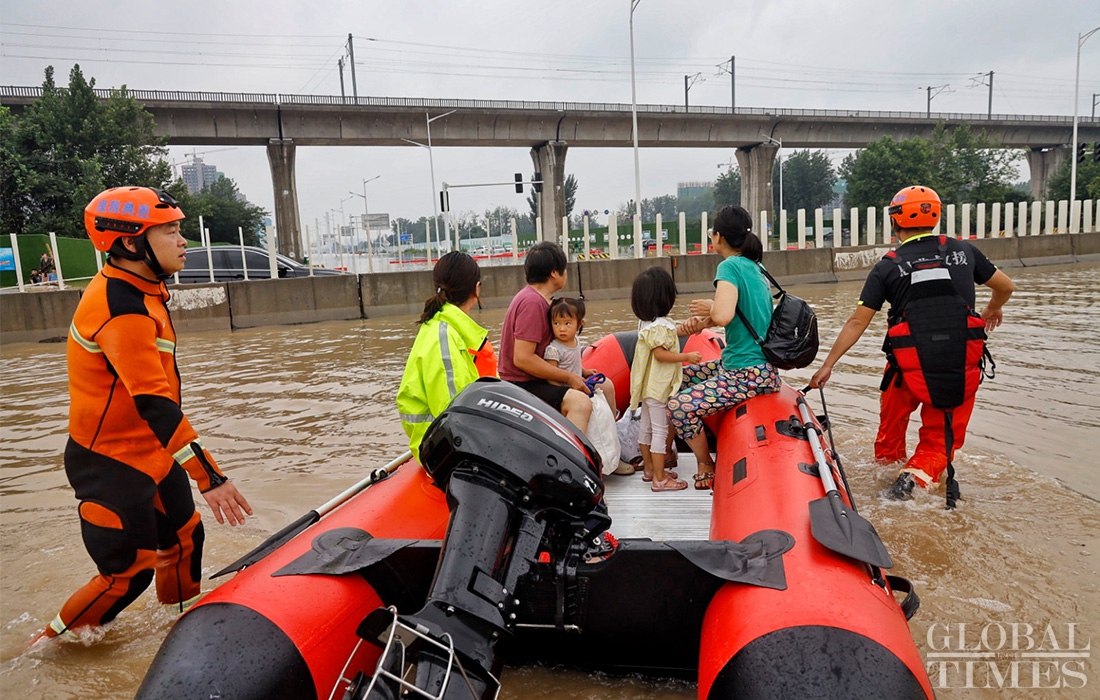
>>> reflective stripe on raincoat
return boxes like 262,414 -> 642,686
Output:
397,303 -> 494,462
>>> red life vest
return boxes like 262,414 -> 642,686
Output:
882,236 -> 990,410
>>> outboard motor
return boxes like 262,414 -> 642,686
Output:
340,379 -> 609,700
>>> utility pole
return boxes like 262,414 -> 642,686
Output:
922,84 -> 949,118
337,57 -> 345,99
987,70 -> 994,118
1093,93 -> 1098,121
684,73 -> 702,109
347,33 -> 358,99
717,57 -> 736,112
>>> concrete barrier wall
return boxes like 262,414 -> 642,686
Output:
828,244 -> 895,282
573,257 -> 670,301
3,232 -> 1096,345
1017,234 -> 1075,267
672,254 -> 719,294
361,268 -> 435,318
770,248 -> 837,285
230,274 -> 361,329
167,284 -> 232,334
1071,231 -> 1100,262
969,237 -> 1021,268
0,288 -> 81,344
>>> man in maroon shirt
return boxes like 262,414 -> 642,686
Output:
499,242 -> 592,432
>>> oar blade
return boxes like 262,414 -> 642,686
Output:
809,494 -> 894,569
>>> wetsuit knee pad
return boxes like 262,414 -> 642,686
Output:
79,500 -> 139,575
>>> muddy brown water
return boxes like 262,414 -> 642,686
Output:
2,263 -> 1098,699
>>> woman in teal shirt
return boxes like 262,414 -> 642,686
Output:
669,205 -> 781,489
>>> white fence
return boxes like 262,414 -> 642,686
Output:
6,198 -> 1098,291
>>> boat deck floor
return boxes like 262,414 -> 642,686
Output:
601,453 -> 714,541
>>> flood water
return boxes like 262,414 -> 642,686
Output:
2,263 -> 1098,699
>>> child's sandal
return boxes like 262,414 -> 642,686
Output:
651,475 -> 688,492
642,470 -> 677,483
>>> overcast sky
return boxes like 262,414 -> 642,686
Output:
2,1 -> 1098,236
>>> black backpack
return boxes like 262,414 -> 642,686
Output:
736,264 -> 819,370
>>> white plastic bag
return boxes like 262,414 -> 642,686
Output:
616,407 -> 643,466
586,388 -> 621,475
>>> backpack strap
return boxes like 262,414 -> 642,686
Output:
754,262 -> 785,296
736,261 -> 779,346
736,307 -> 765,346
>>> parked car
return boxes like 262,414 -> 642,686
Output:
171,246 -> 344,284
626,239 -> 659,255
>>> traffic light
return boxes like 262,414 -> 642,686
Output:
440,189 -> 449,213
533,172 -> 543,193
1077,142 -> 1087,163
1094,142 -> 1100,163
514,173 -> 523,194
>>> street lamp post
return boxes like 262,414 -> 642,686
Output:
350,175 -> 381,274
1071,26 -> 1100,222
762,134 -> 783,213
629,0 -> 644,259
401,110 -> 456,261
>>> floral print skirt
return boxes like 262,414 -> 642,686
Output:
668,359 -> 781,440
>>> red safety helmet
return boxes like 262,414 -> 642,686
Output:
84,187 -> 185,252
888,185 -> 940,230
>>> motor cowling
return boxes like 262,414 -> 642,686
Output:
419,378 -> 605,520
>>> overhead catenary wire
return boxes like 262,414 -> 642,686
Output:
2,24 -> 1095,105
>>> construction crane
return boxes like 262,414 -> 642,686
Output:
169,147 -> 237,177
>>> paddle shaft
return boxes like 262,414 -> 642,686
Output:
315,450 -> 413,517
795,398 -> 838,493
210,450 -> 413,578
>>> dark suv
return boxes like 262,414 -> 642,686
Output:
172,246 -> 344,284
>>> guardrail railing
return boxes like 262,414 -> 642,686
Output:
1,85 -> 1087,124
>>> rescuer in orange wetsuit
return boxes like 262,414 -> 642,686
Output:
36,187 -> 252,643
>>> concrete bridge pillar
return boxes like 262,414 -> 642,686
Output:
735,144 -> 778,237
266,138 -> 303,261
530,141 -> 568,246
1027,146 -> 1067,201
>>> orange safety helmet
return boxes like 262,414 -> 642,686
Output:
888,185 -> 940,230
84,187 -> 185,253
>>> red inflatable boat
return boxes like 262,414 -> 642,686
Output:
137,331 -> 933,700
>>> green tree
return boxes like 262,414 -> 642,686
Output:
841,123 -> 1023,214
175,177 -> 267,246
840,137 -> 936,211
927,122 -> 1021,205
565,174 -> 577,218
677,189 -> 714,219
641,194 -> 677,220
3,64 -> 172,238
527,173 -> 577,223
778,150 -> 836,212
714,168 -> 741,208
1044,152 -> 1100,202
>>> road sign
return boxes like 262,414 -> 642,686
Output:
400,234 -> 411,243
361,213 -> 391,231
